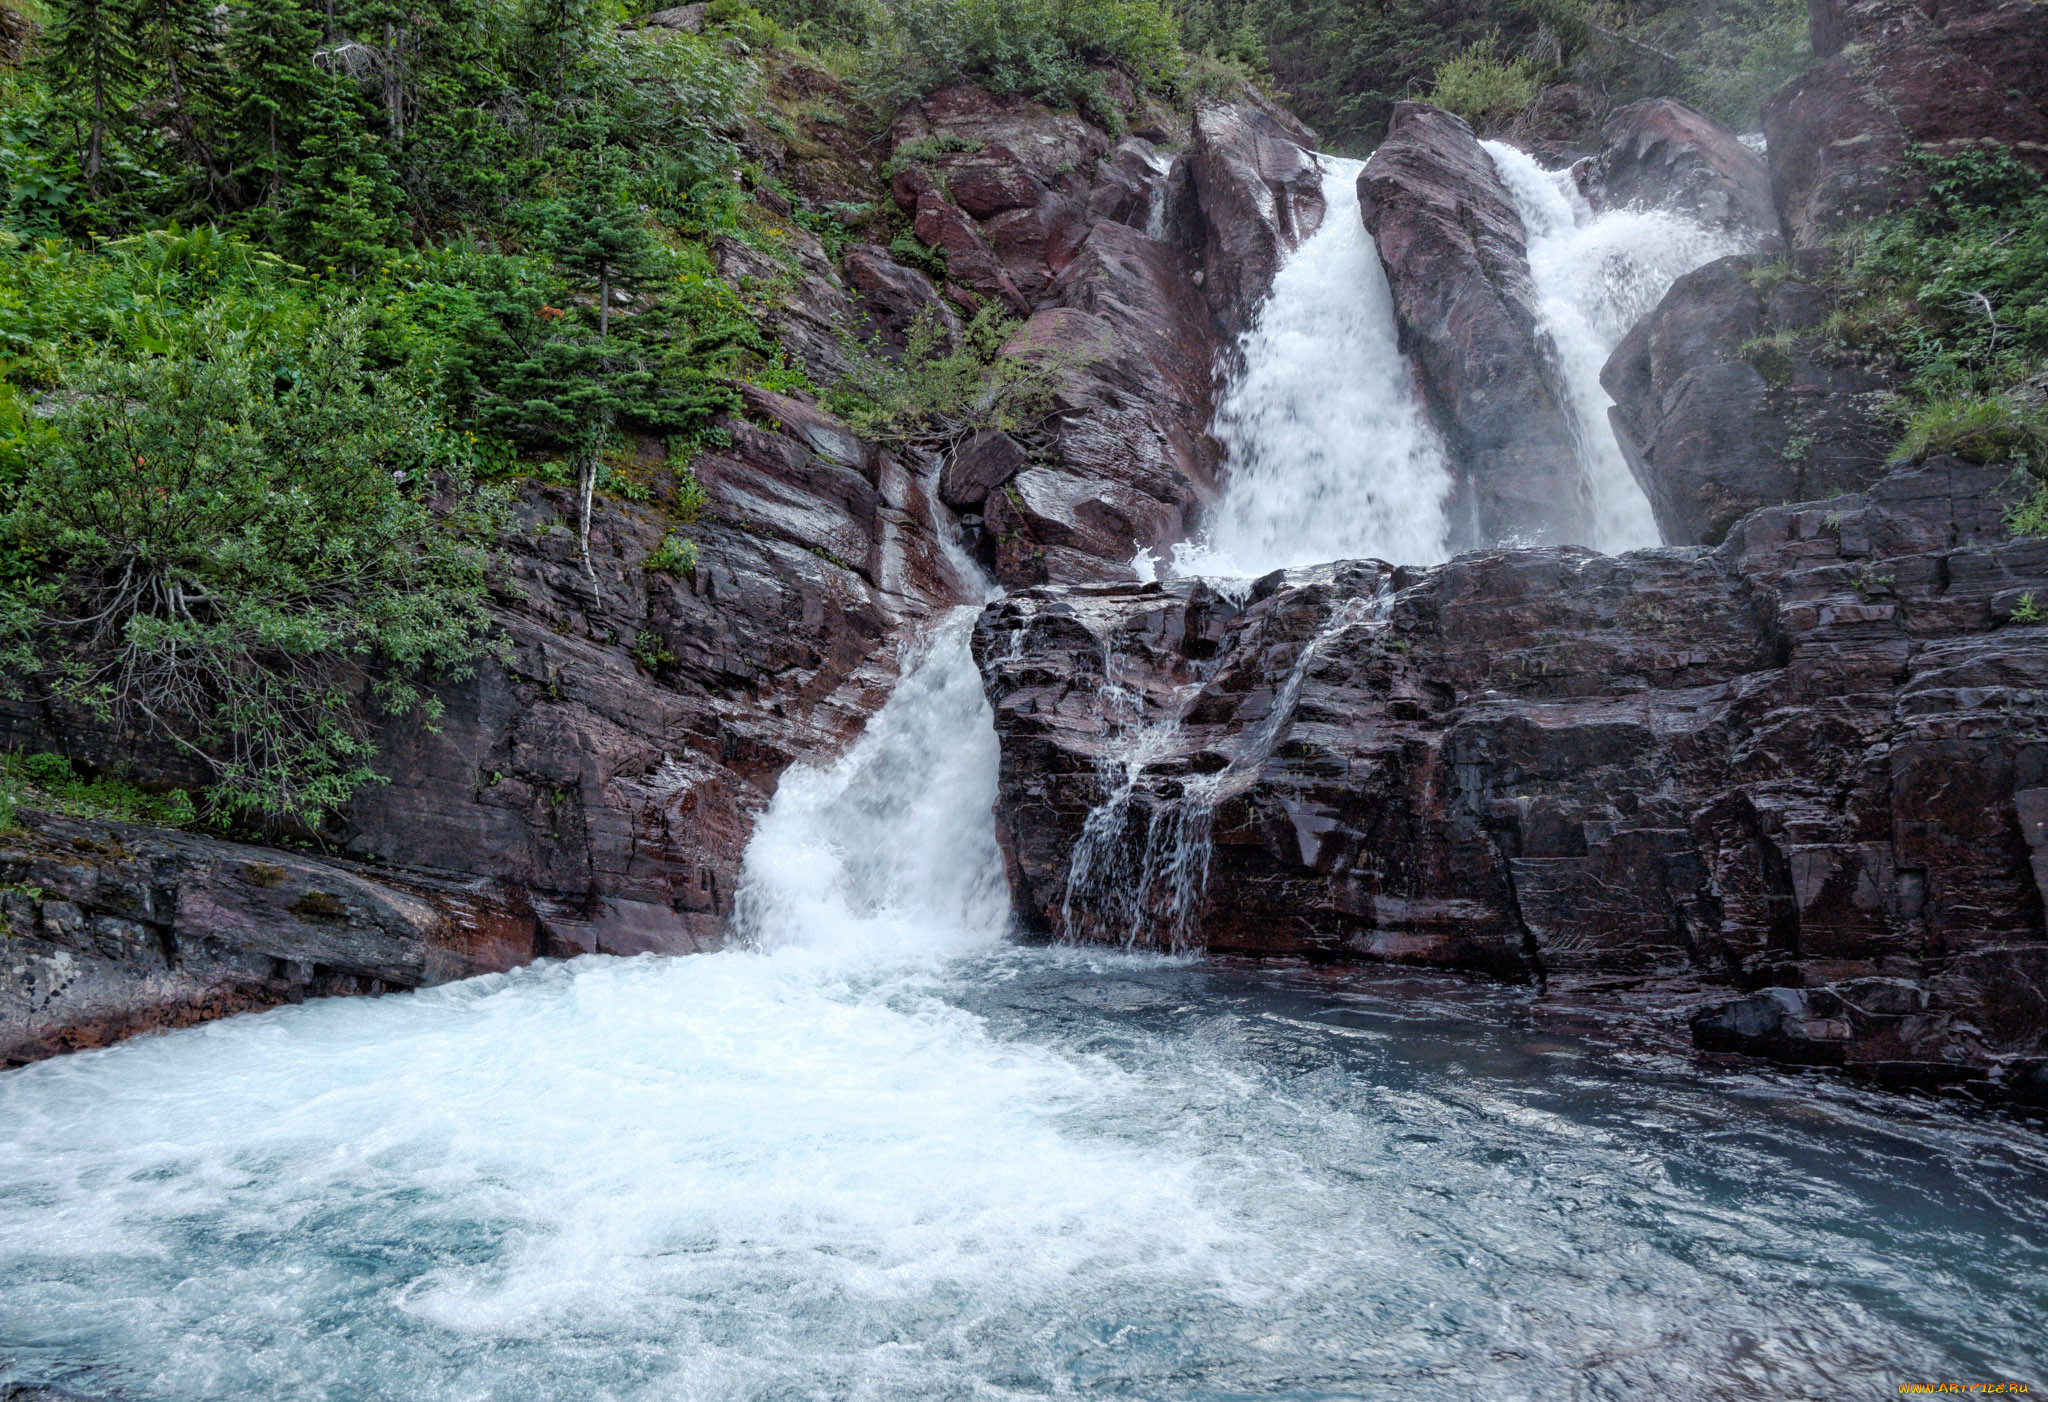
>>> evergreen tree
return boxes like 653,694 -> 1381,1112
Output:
225,0 -> 325,211
277,81 -> 404,275
551,144 -> 661,339
36,0 -> 141,198
132,0 -> 231,198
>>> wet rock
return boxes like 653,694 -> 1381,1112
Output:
1359,102 -> 1592,549
1,811 -> 539,1066
975,455 -> 2048,1093
940,431 -> 1028,511
1603,251 -> 1899,545
1763,0 -> 2048,247
1573,98 -> 1782,249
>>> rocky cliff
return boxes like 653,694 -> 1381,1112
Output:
2,78 -> 1327,1065
974,453 -> 2048,1100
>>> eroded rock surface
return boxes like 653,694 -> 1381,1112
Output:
1604,251 -> 1899,545
975,458 -> 2048,1096
1,812 -> 538,1066
882,83 -> 1327,587
1360,102 -> 1592,549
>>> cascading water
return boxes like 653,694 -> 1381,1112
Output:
1060,582 -> 1388,950
1481,141 -> 1753,552
1154,156 -> 1453,586
3,608 -> 2048,1398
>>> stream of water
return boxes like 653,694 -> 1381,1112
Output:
4,620 -> 2046,1401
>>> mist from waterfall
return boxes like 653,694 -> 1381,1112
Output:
1154,155 -> 1452,586
1481,141 -> 1751,553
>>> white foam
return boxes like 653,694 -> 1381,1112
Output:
1170,155 -> 1452,584
1483,141 -> 1752,552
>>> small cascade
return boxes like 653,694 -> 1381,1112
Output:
1162,156 -> 1452,585
1481,140 -> 1752,553
731,608 -> 1008,955
1060,579 -> 1389,950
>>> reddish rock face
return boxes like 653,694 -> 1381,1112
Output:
1,814 -> 544,1066
1603,251 -> 1898,545
1359,102 -> 1593,550
1572,98 -> 1783,248
1763,0 -> 2048,247
1187,98 -> 1326,339
974,457 -> 2048,1095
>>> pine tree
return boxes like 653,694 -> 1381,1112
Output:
224,0 -> 325,211
132,0 -> 231,199
551,144 -> 661,339
277,81 -> 404,275
36,0 -> 141,198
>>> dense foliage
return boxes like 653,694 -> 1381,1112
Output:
1182,0 -> 1811,150
0,0 -> 791,824
1829,147 -> 2048,527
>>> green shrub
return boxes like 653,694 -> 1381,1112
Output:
0,305 -> 499,826
886,135 -> 985,180
0,750 -> 198,827
833,303 -> 1072,449
646,532 -> 701,576
631,630 -> 680,671
888,231 -> 949,281
1426,37 -> 1540,132
855,0 -> 1181,122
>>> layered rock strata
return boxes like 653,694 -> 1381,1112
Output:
1763,0 -> 2048,247
974,457 -> 2048,1097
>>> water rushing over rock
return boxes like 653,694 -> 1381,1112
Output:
1162,157 -> 1451,583
1482,140 -> 1751,552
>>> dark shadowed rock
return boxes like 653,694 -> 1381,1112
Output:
1359,102 -> 1592,549
843,243 -> 960,350
940,431 -> 1028,511
1763,0 -> 2048,247
975,456 -> 2048,1096
1603,251 -> 1898,544
1573,98 -> 1783,248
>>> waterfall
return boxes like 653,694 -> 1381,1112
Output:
1158,156 -> 1452,586
1481,141 -> 1752,553
732,608 -> 1008,955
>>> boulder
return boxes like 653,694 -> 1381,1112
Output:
940,430 -> 1028,511
1602,252 -> 1898,545
1573,98 -> 1783,248
1359,102 -> 1592,549
1763,0 -> 2048,247
842,243 -> 961,350
974,454 -> 2048,1095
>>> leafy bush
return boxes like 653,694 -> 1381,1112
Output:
645,532 -> 701,577
833,304 -> 1072,449
854,0 -> 1181,123
0,306 -> 500,825
1426,37 -> 1540,132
